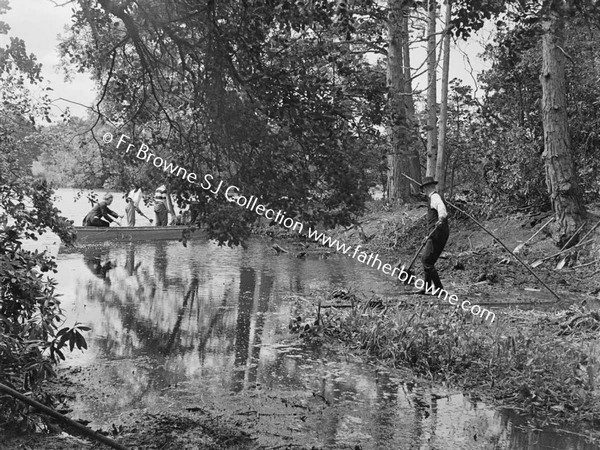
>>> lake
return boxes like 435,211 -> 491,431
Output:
32,189 -> 600,448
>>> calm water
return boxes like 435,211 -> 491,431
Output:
41,189 -> 600,448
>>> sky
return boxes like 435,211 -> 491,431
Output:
0,0 -> 95,118
0,1 -> 492,120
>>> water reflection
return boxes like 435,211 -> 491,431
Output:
82,247 -> 115,282
54,240 -> 598,450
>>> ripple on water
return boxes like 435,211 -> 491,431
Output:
40,189 -> 599,449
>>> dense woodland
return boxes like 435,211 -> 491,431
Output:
23,0 -> 600,245
1,0 -> 600,434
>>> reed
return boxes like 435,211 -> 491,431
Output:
322,298 -> 600,426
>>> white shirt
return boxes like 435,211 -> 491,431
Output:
429,192 -> 448,220
128,189 -> 143,208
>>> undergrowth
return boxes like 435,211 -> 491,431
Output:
320,298 -> 600,427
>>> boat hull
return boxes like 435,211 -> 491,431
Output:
74,226 -> 195,243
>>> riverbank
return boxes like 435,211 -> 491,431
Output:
6,298 -> 600,449
4,200 -> 600,449
282,200 -> 600,432
320,200 -> 599,301
294,292 -> 600,430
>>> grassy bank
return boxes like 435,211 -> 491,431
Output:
309,296 -> 600,427
258,198 -> 600,427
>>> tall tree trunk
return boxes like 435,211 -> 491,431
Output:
540,8 -> 585,246
386,0 -> 413,202
425,0 -> 438,177
402,12 -> 422,193
436,0 -> 451,193
402,15 -> 415,121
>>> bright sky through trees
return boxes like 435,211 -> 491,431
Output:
0,0 -> 95,118
0,0 -> 491,119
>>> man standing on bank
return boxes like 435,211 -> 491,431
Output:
418,177 -> 449,293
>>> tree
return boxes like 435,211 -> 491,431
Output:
478,11 -> 600,211
425,0 -> 438,177
31,118 -> 117,189
436,0 -> 452,193
401,8 -> 423,196
449,0 -> 591,242
61,0 -> 388,245
539,2 -> 585,244
0,0 -> 84,430
386,0 -> 417,202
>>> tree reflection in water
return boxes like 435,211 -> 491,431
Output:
232,268 -> 256,393
82,247 -> 115,283
56,240 -> 593,449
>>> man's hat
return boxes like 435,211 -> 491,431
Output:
420,177 -> 438,189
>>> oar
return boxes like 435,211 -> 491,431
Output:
513,217 -> 554,254
139,211 -> 153,224
531,217 -> 600,268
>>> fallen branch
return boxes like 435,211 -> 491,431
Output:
0,382 -> 128,450
531,238 -> 594,267
272,243 -> 288,254
560,223 -> 585,251
578,217 -> 600,243
571,260 -> 600,270
446,200 -> 561,301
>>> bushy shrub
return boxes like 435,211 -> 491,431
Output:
0,157 -> 87,432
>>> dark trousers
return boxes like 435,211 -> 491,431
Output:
422,221 -> 449,289
84,217 -> 110,227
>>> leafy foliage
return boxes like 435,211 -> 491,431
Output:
0,2 -> 84,432
476,17 -> 600,207
440,79 -> 549,215
31,118 -> 118,189
437,8 -> 600,216
60,0 -> 387,245
324,300 -> 600,426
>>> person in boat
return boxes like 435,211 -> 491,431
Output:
173,209 -> 191,225
82,193 -> 122,227
189,200 -> 201,225
125,186 -> 153,227
154,184 -> 173,226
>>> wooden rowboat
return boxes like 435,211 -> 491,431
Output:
74,225 -> 195,243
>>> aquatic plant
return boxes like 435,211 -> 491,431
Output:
321,298 -> 600,426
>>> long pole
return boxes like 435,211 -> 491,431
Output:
401,173 -> 561,301
0,382 -> 128,450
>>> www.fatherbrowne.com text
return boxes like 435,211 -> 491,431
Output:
104,132 -> 495,323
